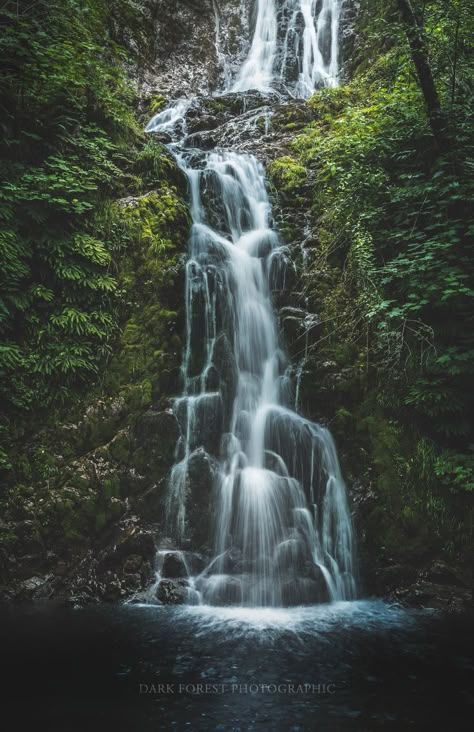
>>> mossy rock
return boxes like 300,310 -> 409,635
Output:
268,156 -> 308,193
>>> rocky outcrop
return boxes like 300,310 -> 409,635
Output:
383,561 -> 472,614
139,0 -> 252,99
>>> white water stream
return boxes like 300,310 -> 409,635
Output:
232,0 -> 342,96
146,0 -> 355,607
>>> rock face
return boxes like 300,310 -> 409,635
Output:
185,449 -> 218,548
383,560 -> 472,614
140,0 -> 252,99
139,0 -> 358,105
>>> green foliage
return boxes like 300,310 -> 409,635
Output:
0,0 -> 145,416
268,156 -> 307,191
286,0 -> 474,564
434,451 -> 474,494
0,0 -> 191,536
293,41 -> 474,436
100,187 -> 190,406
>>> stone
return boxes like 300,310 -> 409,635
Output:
392,581 -> 472,613
103,578 -> 125,602
375,564 -> 418,593
422,560 -> 468,588
185,448 -> 217,548
213,333 -> 238,425
123,554 -> 144,575
200,575 -> 242,605
17,574 -> 56,600
139,1 -> 253,99
281,577 -> 325,606
161,552 -> 188,579
156,578 -> 188,605
133,409 -> 179,447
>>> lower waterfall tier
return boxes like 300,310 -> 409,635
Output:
150,137 -> 357,607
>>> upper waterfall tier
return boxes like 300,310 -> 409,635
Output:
231,0 -> 342,97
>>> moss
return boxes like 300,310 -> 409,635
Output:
307,85 -> 358,119
98,183 -> 189,410
362,414 -> 402,496
148,95 -> 166,114
272,103 -> 314,133
103,430 -> 131,465
268,156 -> 307,192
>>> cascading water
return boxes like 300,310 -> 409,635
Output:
232,0 -> 342,96
146,0 -> 356,607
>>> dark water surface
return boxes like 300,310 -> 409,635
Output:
1,600 -> 472,731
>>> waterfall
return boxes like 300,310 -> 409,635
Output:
232,0 -> 342,97
146,0 -> 356,607
232,0 -> 278,93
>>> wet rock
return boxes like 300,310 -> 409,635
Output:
422,560 -> 468,588
392,581 -> 472,613
153,131 -> 173,144
17,574 -> 56,600
281,577 -> 324,606
185,130 -> 218,150
308,564 -> 331,603
123,554 -> 145,575
114,527 -> 156,563
186,112 -> 220,134
200,547 -> 242,575
79,396 -> 126,449
280,306 -> 308,344
200,575 -> 243,605
132,409 -> 179,483
140,1 -> 252,99
176,395 -> 223,455
375,564 -> 418,594
205,365 -> 220,391
96,525 -> 156,585
93,429 -> 132,466
185,552 -> 210,574
15,554 -> 49,581
19,576 -> 46,595
186,448 -> 217,547
103,576 -> 126,602
213,333 -> 238,425
187,448 -> 216,494
133,409 -> 179,449
156,578 -> 188,605
123,573 -> 142,591
275,539 -> 306,572
161,552 -> 188,579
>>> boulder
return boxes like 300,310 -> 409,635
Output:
133,409 -> 179,451
375,564 -> 418,594
281,577 -> 325,606
156,578 -> 189,605
392,581 -> 472,613
161,552 -> 188,579
132,410 -> 180,484
200,575 -> 242,605
213,333 -> 238,425
422,560 -> 468,588
185,448 -> 217,547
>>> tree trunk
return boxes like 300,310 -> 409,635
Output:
396,0 -> 447,148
